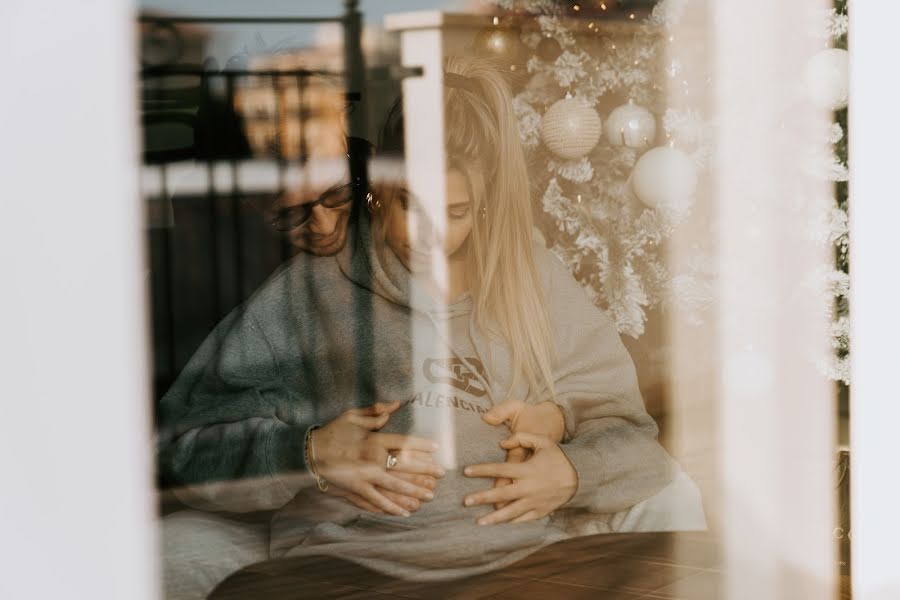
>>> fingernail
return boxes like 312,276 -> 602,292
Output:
436,468 -> 446,477
425,491 -> 434,500
477,518 -> 487,526
401,510 -> 411,517
464,467 -> 472,476
464,497 -> 474,506
431,442 -> 440,451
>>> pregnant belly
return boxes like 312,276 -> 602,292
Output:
274,402 -> 511,533
372,467 -> 499,529
381,403 -> 510,526
343,405 -> 512,527
269,411 -> 529,559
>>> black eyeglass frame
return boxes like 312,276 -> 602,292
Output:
269,182 -> 362,232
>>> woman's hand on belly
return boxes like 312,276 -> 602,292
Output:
462,432 -> 577,525
480,399 -> 566,509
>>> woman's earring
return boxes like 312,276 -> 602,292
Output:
366,192 -> 381,212
481,205 -> 487,221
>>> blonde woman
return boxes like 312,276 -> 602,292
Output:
158,56 -> 703,598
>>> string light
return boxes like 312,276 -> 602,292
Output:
573,4 -> 581,11
492,16 -> 499,26
629,13 -> 636,20
600,2 -> 607,9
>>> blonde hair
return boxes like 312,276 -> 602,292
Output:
444,56 -> 555,399
377,56 -> 556,399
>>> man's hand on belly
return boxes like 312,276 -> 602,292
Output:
315,401 -> 444,516
480,399 -> 566,509
329,470 -> 439,514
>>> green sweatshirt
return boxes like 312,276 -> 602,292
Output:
157,210 -> 676,579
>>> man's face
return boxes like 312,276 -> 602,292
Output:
278,183 -> 353,257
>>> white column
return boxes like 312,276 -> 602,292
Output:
849,3 -> 900,599
712,1 -> 834,598
384,12 -> 496,468
0,1 -> 157,599
385,12 -> 455,467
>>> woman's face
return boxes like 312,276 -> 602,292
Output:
380,168 -> 481,273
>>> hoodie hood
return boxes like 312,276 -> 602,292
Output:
335,209 -> 473,319
335,208 -> 494,410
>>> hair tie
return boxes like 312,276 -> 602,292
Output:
445,72 -> 481,95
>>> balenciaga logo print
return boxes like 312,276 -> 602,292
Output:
422,357 -> 488,397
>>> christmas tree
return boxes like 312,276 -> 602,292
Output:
483,0 -> 712,339
491,0 -> 849,386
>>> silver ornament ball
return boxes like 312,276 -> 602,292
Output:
631,146 -> 698,214
605,101 -> 656,148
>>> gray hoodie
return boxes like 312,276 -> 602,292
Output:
157,210 -> 677,580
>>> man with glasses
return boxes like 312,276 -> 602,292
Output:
260,138 -> 368,259
270,179 -> 357,257
265,130 -> 382,257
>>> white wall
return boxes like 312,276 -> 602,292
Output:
849,3 -> 900,599
0,1 -> 157,599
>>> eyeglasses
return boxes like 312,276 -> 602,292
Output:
269,183 -> 358,232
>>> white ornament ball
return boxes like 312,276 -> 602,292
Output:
804,48 -> 849,111
540,96 -> 602,160
605,101 -> 656,148
631,146 -> 698,212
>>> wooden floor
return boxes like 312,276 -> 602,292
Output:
209,531 -> 850,599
